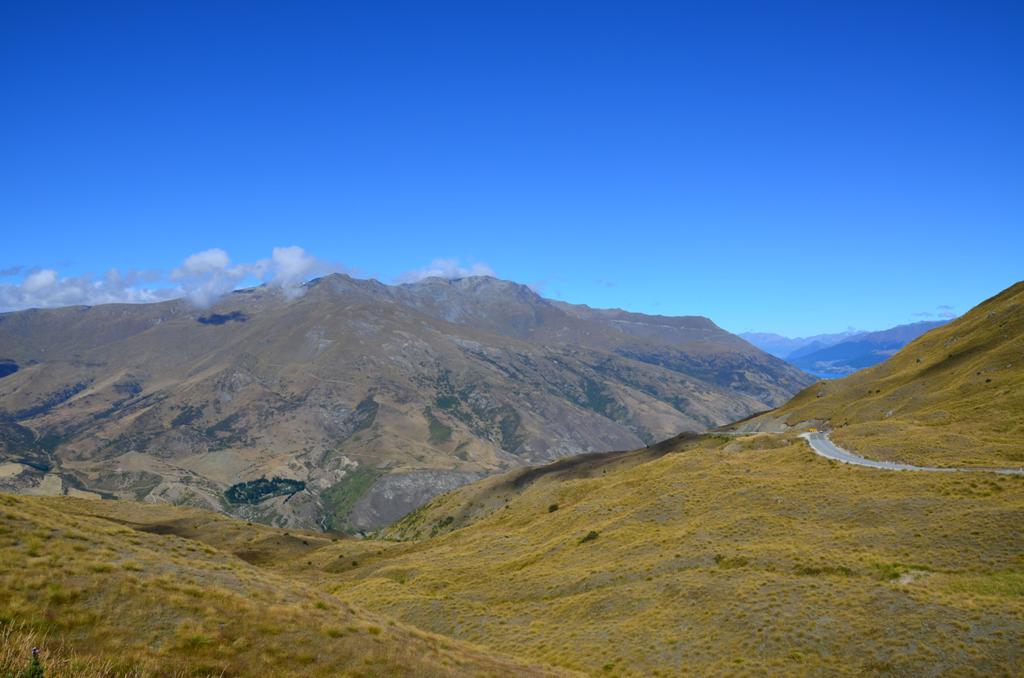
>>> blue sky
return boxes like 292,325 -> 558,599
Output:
1,1 -> 1021,336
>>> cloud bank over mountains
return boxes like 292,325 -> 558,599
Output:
0,267 -> 179,311
395,258 -> 496,284
169,246 -> 340,307
0,249 -> 497,312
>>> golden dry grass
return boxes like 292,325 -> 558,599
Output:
0,621 -> 195,677
306,434 -> 1024,676
4,431 -> 1022,676
0,494 -> 572,677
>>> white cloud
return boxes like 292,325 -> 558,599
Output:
262,246 -> 339,300
396,258 -> 496,284
22,269 -> 58,293
171,248 -> 248,308
0,246 -> 348,312
0,268 -> 179,312
179,248 -> 231,274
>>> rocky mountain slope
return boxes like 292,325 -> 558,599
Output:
0,274 -> 812,530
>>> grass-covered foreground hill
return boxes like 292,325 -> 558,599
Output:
2,432 -> 1021,675
0,493 -> 569,677
320,434 -> 1023,676
745,280 -> 1024,468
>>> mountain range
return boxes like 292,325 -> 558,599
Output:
742,319 -> 950,378
738,329 -> 864,359
0,274 -> 812,531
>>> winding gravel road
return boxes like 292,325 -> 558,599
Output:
799,431 -> 1024,476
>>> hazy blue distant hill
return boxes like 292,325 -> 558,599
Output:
789,320 -> 950,377
739,330 -> 863,360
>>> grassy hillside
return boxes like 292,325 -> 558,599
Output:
0,494 -> 568,677
300,434 -> 1024,676
3,430 -> 1021,676
761,281 -> 1024,467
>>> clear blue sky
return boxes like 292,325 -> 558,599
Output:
1,1 -> 1021,336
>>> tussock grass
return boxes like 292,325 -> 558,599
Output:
316,435 -> 1024,676
0,621 -> 193,677
0,494 -> 571,677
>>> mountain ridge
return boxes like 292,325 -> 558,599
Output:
0,274 -> 812,531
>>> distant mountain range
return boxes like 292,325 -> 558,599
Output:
741,320 -> 950,378
0,274 -> 812,531
738,330 -> 864,360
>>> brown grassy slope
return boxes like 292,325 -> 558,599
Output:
300,434 -> 1024,677
762,280 -> 1024,467
0,494 -> 570,677
381,432 -> 703,540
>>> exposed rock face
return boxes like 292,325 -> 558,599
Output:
347,470 -> 486,532
0,274 -> 813,530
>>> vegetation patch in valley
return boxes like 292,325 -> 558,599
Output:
431,372 -> 524,453
13,381 -> 91,420
423,407 -> 452,444
322,467 -> 382,531
349,395 -> 379,434
170,404 -> 204,427
224,476 -> 305,505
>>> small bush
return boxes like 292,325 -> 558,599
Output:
794,564 -> 853,577
579,531 -> 599,544
713,554 -> 749,569
548,504 -> 559,513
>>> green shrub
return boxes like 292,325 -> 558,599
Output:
5,649 -> 44,678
